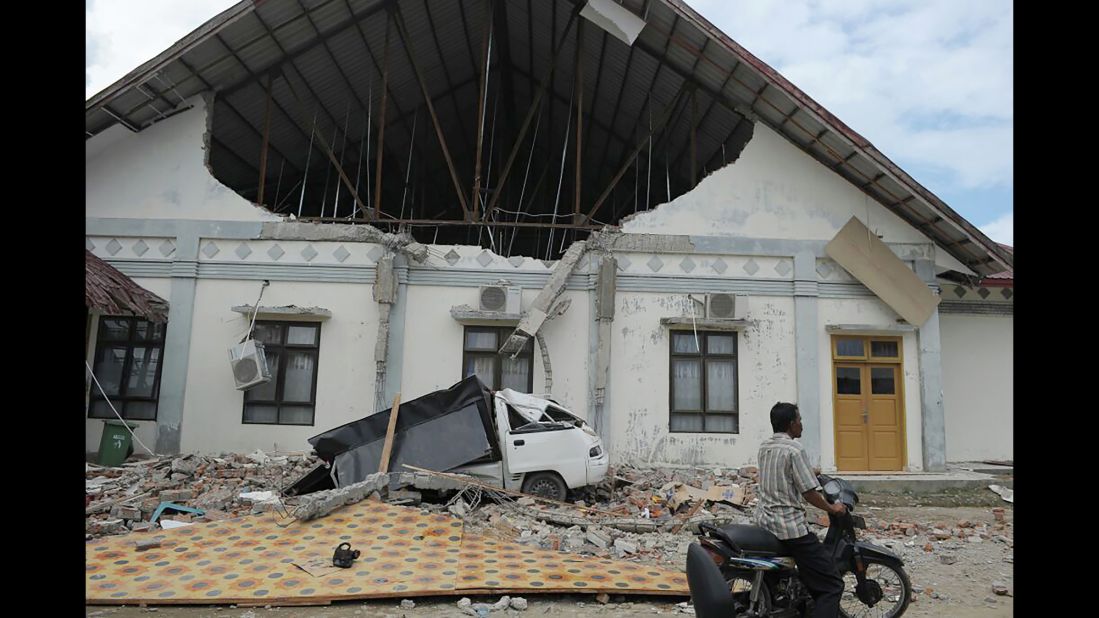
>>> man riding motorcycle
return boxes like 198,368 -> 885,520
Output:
755,402 -> 846,617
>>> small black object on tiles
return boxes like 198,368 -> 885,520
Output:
332,542 -> 360,568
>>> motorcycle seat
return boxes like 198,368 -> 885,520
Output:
720,524 -> 787,556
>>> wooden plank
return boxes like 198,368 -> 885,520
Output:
377,392 -> 402,474
374,12 -> 391,220
257,73 -> 273,205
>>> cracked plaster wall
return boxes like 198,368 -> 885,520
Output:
609,292 -> 797,466
401,286 -> 592,420
178,279 -> 379,454
621,123 -> 970,275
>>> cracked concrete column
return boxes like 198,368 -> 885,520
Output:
793,251 -> 821,466
591,256 -> 616,443
499,239 -> 591,357
373,255 -> 398,413
915,258 -> 947,471
155,232 -> 200,454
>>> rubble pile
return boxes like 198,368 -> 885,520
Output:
449,464 -> 762,568
838,507 -> 1014,548
87,453 -> 1013,580
85,450 -> 319,538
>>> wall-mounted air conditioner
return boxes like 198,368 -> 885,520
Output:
478,285 -> 522,314
228,339 -> 272,391
706,293 -> 748,319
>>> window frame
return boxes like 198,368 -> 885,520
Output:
668,330 -> 739,434
242,320 -> 322,426
831,335 -> 903,365
88,316 -> 167,421
461,326 -> 535,392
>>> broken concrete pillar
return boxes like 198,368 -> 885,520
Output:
259,221 -> 429,263
292,472 -> 390,521
373,255 -> 397,413
499,239 -> 591,357
591,256 -> 616,440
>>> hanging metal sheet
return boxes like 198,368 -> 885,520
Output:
825,216 -> 940,326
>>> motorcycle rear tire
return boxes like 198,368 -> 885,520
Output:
839,558 -> 912,617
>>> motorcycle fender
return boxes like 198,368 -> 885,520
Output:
854,541 -> 905,568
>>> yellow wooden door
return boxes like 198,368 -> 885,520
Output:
832,336 -> 906,471
834,364 -> 869,470
867,364 -> 904,471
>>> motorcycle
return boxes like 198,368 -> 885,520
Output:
686,475 -> 911,617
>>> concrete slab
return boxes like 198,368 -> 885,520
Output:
951,461 -> 1014,476
838,467 -> 1001,494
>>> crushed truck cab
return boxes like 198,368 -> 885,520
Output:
451,388 -> 609,500
285,376 -> 608,500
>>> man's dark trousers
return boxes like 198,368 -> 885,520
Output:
781,533 -> 844,617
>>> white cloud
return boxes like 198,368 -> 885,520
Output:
690,0 -> 1013,193
979,211 -> 1012,246
86,0 -> 238,99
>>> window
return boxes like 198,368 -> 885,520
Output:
243,321 -> 321,425
462,326 -> 534,392
88,316 -> 166,420
670,331 -> 738,433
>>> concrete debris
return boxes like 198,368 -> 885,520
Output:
596,593 -> 611,604
246,449 -> 270,465
85,451 -> 322,538
992,582 -> 1011,596
614,538 -> 638,554
134,538 -> 162,551
988,484 -> 1014,503
400,599 -> 415,609
292,473 -> 390,521
509,597 -> 528,611
160,519 -> 193,529
939,554 -> 958,565
586,529 -> 611,548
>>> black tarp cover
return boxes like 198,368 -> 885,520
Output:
305,375 -> 500,486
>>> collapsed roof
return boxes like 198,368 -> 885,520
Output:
85,0 -> 1012,276
86,250 -> 170,321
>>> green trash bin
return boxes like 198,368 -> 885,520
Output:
98,420 -> 138,466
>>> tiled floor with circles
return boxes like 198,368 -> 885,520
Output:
87,501 -> 688,605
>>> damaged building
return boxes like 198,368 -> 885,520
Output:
85,0 -> 1013,473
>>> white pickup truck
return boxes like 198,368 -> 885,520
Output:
452,388 -> 609,500
288,376 -> 608,501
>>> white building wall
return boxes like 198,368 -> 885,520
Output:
178,278 -> 379,454
816,298 -> 924,472
608,292 -> 798,466
400,285 -> 592,420
621,124 -> 971,275
85,95 -> 280,223
940,314 -> 1013,461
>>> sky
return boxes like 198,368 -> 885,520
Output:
86,0 -> 1012,245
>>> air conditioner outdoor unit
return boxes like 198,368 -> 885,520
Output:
479,285 -> 522,314
228,339 -> 273,391
707,293 -> 747,319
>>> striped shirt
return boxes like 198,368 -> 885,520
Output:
754,432 -> 821,540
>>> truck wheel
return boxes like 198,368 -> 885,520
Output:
521,472 -> 567,502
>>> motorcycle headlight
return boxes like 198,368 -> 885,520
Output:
589,445 -> 602,457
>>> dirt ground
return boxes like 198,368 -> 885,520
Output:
87,493 -> 1013,617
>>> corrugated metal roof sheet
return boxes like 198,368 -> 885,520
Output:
85,0 -> 1011,276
